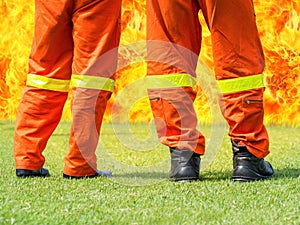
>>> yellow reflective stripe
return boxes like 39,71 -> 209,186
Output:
147,74 -> 196,89
26,74 -> 70,92
217,74 -> 265,94
71,74 -> 114,92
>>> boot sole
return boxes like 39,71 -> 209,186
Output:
232,175 -> 273,182
232,167 -> 274,182
170,177 -> 199,182
17,174 -> 50,178
16,169 -> 50,178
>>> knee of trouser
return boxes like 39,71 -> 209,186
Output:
71,89 -> 112,140
71,89 -> 112,112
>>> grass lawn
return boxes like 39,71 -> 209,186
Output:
0,121 -> 299,225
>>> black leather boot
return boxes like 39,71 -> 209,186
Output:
16,168 -> 50,178
63,170 -> 112,179
231,140 -> 274,182
169,147 -> 200,182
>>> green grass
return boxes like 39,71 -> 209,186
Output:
0,121 -> 299,225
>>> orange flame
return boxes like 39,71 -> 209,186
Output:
255,0 -> 300,126
0,0 -> 299,126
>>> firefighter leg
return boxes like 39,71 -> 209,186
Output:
200,0 -> 274,180
63,0 -> 122,178
14,0 -> 73,177
146,0 -> 204,181
63,89 -> 113,178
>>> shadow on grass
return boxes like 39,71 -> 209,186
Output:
273,167 -> 300,179
112,171 -> 232,182
200,167 -> 300,181
200,170 -> 232,181
113,171 -> 168,179
109,172 -> 168,186
111,167 -> 299,183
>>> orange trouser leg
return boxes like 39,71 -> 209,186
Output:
63,0 -> 121,176
146,0 -> 204,154
147,0 -> 202,75
14,0 -> 122,173
14,0 -> 73,170
148,87 -> 205,154
63,89 -> 112,176
220,88 -> 269,158
200,0 -> 269,157
14,88 -> 68,170
147,0 -> 269,157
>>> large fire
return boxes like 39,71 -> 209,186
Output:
0,0 -> 299,126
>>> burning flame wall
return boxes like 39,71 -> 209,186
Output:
0,0 -> 299,126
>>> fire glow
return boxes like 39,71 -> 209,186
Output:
0,0 -> 299,126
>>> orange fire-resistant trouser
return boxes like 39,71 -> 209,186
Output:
14,0 -> 122,176
147,0 -> 269,158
